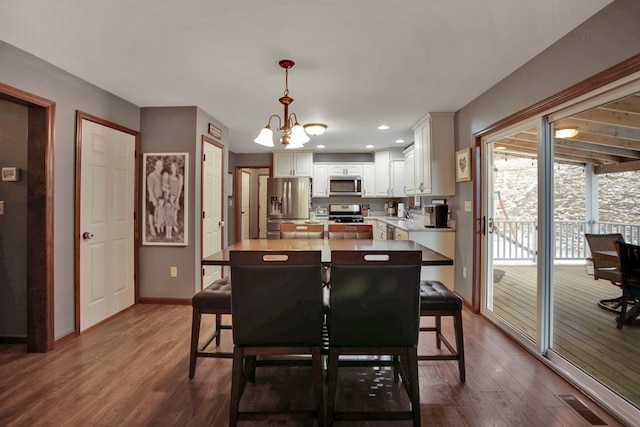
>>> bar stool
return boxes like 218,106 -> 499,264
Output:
418,280 -> 466,383
188,277 -> 232,379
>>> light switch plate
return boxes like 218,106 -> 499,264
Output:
0,201 -> 4,215
464,201 -> 472,212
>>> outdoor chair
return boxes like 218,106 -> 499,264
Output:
614,241 -> 640,329
585,233 -> 624,312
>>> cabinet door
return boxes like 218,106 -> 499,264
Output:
390,160 -> 405,197
403,148 -> 415,195
328,165 -> 347,176
394,228 -> 409,240
344,165 -> 362,176
362,164 -> 376,197
374,150 -> 390,197
293,152 -> 313,177
312,165 -> 329,198
273,152 -> 293,177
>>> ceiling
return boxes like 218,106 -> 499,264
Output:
494,92 -> 640,173
0,0 -> 613,154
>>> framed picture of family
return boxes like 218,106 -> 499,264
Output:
142,152 -> 189,246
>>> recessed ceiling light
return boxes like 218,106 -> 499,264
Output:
377,125 -> 389,130
395,139 -> 405,144
366,145 -> 374,149
316,144 -> 325,149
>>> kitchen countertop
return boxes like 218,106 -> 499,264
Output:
365,215 -> 455,232
285,215 -> 455,232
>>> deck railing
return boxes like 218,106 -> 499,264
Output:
492,220 -> 640,261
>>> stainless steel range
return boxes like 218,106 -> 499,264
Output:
328,204 -> 364,223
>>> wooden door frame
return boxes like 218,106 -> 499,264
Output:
233,165 -> 272,243
0,82 -> 55,352
258,172 -> 270,239
74,111 -> 140,335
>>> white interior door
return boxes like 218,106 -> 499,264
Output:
80,119 -> 135,331
241,170 -> 250,241
258,174 -> 268,238
202,140 -> 223,287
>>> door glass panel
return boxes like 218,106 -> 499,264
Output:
550,92 -> 640,410
484,125 -> 539,343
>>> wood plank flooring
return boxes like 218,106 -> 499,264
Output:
0,304 -> 624,426
492,264 -> 640,410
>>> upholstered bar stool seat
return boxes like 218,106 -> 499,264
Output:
189,277 -> 232,379
419,280 -> 465,382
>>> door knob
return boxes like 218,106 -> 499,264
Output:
82,232 -> 94,240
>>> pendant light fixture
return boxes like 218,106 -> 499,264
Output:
254,59 -> 311,148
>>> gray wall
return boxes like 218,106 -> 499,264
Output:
453,0 -> 640,303
0,100 -> 28,335
0,40 -> 140,338
139,106 -> 229,298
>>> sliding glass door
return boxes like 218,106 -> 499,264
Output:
481,80 -> 640,421
482,121 -> 540,346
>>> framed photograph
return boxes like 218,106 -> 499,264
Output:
142,152 -> 189,246
208,123 -> 222,139
455,148 -> 471,182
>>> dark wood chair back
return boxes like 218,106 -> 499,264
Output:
328,250 -> 421,347
229,250 -> 323,346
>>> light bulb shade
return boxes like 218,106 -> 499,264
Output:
304,123 -> 327,136
555,128 -> 578,139
254,127 -> 275,147
290,124 -> 310,145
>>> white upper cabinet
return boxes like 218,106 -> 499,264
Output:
362,164 -> 375,197
374,149 -> 404,197
328,164 -> 363,177
403,146 -> 415,196
273,151 -> 313,177
411,113 -> 455,196
312,164 -> 329,198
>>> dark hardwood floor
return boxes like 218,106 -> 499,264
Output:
0,304 -> 624,426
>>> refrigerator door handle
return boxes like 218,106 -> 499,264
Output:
287,181 -> 292,215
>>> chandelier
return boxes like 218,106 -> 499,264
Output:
254,60 -> 323,149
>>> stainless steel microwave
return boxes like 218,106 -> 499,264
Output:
329,176 -> 362,196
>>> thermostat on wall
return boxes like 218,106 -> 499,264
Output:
2,167 -> 19,182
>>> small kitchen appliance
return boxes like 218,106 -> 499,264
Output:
424,204 -> 449,228
397,203 -> 406,218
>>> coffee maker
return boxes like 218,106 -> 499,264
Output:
424,204 -> 448,228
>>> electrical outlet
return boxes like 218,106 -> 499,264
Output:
463,267 -> 467,278
170,266 -> 178,278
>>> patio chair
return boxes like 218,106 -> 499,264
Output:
614,241 -> 640,329
585,233 -> 623,283
585,233 -> 624,312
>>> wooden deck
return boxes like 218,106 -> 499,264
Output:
492,263 -> 640,409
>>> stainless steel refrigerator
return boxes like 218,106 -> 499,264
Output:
266,177 -> 311,239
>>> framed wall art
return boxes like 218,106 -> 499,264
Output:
455,148 -> 471,182
142,152 -> 189,246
